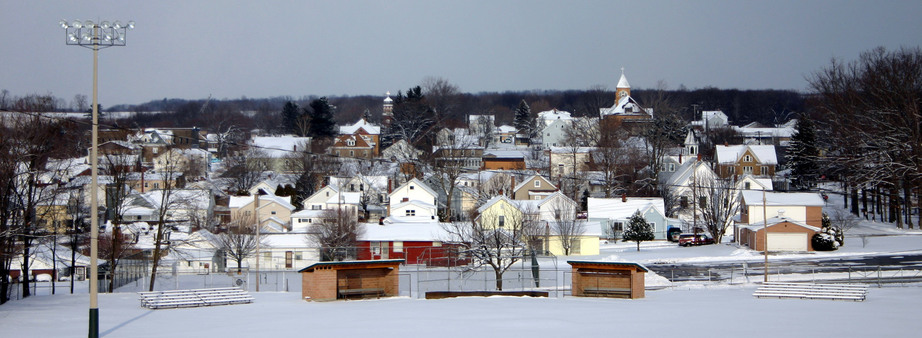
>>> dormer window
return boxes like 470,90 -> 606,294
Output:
744,155 -> 753,162
346,139 -> 355,146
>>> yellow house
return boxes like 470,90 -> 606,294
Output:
476,193 -> 600,256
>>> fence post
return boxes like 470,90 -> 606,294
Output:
877,266 -> 881,288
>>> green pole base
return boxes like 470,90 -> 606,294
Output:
89,308 -> 99,338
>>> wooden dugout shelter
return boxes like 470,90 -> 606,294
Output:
299,259 -> 403,301
568,261 -> 648,299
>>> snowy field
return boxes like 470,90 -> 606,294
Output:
1,285 -> 920,337
3,203 -> 922,337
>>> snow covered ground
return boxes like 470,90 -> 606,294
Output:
1,284 -> 919,337
2,205 -> 921,336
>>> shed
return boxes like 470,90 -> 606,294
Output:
299,259 -> 403,301
568,261 -> 648,299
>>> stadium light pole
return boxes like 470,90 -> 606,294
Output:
60,18 -> 133,338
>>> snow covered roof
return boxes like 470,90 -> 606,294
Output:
715,144 -> 778,165
250,135 -> 311,158
587,197 -> 665,220
360,220 -> 450,242
496,125 -> 516,133
738,216 -> 821,232
739,191 -> 825,207
229,194 -> 294,210
538,109 -> 572,126
261,233 -> 313,248
339,118 -> 381,135
616,72 -> 630,88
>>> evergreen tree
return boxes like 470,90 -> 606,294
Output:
513,99 -> 532,143
308,97 -> 337,139
622,211 -> 655,251
786,113 -> 819,190
281,101 -> 301,135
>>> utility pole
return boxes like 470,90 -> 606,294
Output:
762,189 -> 768,282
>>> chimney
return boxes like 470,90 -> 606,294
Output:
388,178 -> 393,194
679,153 -> 683,164
510,176 -> 516,196
621,193 -> 627,203
697,152 -> 702,162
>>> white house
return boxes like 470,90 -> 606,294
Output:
388,178 -> 439,219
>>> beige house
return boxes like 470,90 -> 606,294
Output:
229,194 -> 296,233
512,174 -> 557,200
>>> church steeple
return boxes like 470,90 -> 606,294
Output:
382,91 -> 394,126
616,67 -> 631,101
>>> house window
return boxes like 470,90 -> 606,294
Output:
498,215 -> 505,227
611,221 -> 623,231
153,183 -> 160,189
350,184 -> 355,191
393,241 -> 403,253
294,252 -> 303,260
760,166 -> 768,176
262,252 -> 271,260
346,139 -> 355,146
699,196 -> 707,209
534,180 -> 540,188
744,182 -> 751,190
349,150 -> 354,157
410,185 -> 415,190
744,155 -> 752,162
647,222 -> 656,233
311,205 -> 322,210
743,166 -> 753,174
680,196 -> 688,209
271,211 -> 277,215
406,210 -> 416,216
570,239 -> 581,255
144,183 -> 149,188
534,196 -> 541,200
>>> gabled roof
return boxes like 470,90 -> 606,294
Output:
476,195 -> 517,214
715,144 -> 778,165
513,174 -> 555,193
339,118 -> 381,135
333,134 -> 373,149
390,178 -> 438,200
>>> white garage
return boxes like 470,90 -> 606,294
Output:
767,233 -> 808,252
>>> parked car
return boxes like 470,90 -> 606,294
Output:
678,233 -> 715,247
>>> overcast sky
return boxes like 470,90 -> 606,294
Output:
2,0 -> 921,107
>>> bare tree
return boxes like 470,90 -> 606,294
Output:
421,76 -> 461,128
694,177 -> 738,244
148,153 -> 187,291
216,215 -> 260,273
548,201 -> 586,255
72,94 -> 88,113
308,207 -> 364,261
442,201 -> 536,291
809,46 -> 922,229
222,147 -> 269,195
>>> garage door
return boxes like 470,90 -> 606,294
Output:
767,233 -> 807,252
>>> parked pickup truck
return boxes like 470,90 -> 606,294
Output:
678,233 -> 715,247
